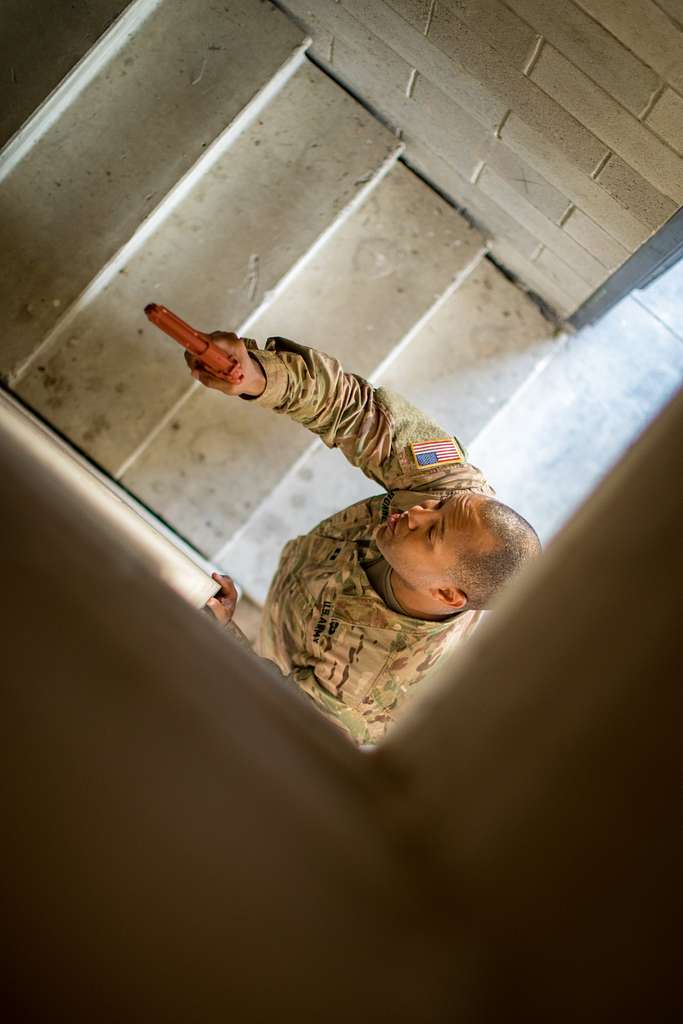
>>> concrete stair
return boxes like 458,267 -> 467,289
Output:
14,59 -> 401,478
2,0 -> 307,379
2,0 -> 563,615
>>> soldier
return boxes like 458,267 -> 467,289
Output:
187,332 -> 541,745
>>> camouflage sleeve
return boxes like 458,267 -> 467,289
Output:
246,336 -> 479,493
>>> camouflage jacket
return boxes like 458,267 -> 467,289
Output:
233,337 -> 493,744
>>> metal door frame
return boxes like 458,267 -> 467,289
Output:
570,207 -> 683,330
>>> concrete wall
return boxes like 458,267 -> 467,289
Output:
276,0 -> 683,317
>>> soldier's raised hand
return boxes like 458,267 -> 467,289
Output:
185,332 -> 266,397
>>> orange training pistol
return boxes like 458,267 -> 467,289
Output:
144,303 -> 243,381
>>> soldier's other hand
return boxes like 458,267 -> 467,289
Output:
206,572 -> 238,625
184,332 -> 266,398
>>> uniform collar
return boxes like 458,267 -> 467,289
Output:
335,556 -> 464,637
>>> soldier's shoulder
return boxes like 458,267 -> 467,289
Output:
307,493 -> 386,541
391,458 -> 494,500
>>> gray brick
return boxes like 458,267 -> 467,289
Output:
328,37 -> 485,178
340,0 -> 608,180
426,3 -> 607,172
503,0 -> 659,115
562,208 -> 630,270
404,139 -> 543,259
434,0 -> 540,69
488,238 -> 580,316
646,88 -> 683,156
410,74 -> 493,170
480,136 -> 573,222
342,0 -> 509,128
574,0 -> 683,93
402,136 -> 478,196
478,165 -> 607,286
464,194 -> 542,260
530,44 -> 683,203
399,104 -> 484,180
501,113 -> 653,249
328,24 -> 413,98
384,0 -> 432,33
534,246 -> 604,306
280,0 -> 413,93
596,155 -> 678,232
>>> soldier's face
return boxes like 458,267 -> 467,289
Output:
375,492 -> 493,590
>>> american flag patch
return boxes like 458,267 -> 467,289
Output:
410,437 -> 464,468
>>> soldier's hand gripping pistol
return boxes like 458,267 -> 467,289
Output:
144,303 -> 265,398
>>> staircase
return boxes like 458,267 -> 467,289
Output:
1,0 -> 562,621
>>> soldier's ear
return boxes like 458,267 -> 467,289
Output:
432,585 -> 467,610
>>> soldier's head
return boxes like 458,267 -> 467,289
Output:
375,492 -> 541,612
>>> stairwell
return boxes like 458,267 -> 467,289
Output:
1,0 -> 563,629
3,7 -> 682,1014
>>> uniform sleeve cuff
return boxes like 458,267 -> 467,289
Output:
239,348 -> 288,408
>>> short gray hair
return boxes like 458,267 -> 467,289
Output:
453,499 -> 541,610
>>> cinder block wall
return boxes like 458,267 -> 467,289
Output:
276,0 -> 683,318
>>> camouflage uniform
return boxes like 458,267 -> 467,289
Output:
234,337 -> 493,744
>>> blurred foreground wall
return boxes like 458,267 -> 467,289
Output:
2,385 -> 682,1020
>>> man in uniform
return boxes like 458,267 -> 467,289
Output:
188,331 -> 541,745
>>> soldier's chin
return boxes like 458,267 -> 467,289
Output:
375,525 -> 392,558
